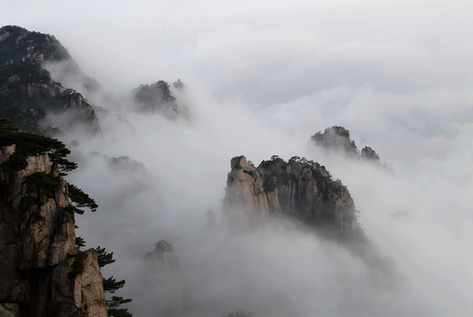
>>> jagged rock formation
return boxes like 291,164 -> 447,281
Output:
108,155 -> 146,173
0,145 -> 107,317
0,26 -> 70,65
223,156 -> 364,241
132,80 -> 190,121
361,145 -> 380,161
312,126 -> 381,164
0,25 -> 101,135
133,80 -> 179,119
144,240 -> 182,278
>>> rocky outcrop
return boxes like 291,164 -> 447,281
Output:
0,25 -> 102,136
0,145 -> 107,317
223,156 -> 364,241
132,80 -> 190,121
133,80 -> 179,119
144,240 -> 182,278
0,25 -> 70,65
54,89 -> 102,136
312,126 -> 359,157
361,146 -> 380,161
312,126 -> 381,164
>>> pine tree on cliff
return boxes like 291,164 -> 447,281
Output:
97,246 -> 133,317
0,118 -> 77,173
1,118 -> 132,316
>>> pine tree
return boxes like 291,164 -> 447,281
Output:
96,246 -> 133,317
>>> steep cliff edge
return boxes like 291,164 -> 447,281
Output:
223,156 -> 364,241
0,144 -> 107,317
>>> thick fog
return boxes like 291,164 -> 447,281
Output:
2,1 -> 473,316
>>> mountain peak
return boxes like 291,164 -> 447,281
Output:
312,126 -> 382,164
0,25 -> 70,65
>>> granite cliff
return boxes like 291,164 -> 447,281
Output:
0,144 -> 107,317
223,155 -> 394,285
223,155 -> 364,241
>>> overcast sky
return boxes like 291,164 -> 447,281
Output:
2,1 -> 473,316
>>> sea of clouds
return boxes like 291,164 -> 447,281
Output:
2,1 -> 472,316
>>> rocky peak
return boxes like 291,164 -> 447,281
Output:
133,80 -> 180,120
132,79 -> 191,121
144,240 -> 182,278
361,146 -> 380,161
312,126 -> 381,164
224,155 -> 364,241
0,25 -> 70,65
312,126 -> 358,156
0,25 -> 102,136
0,145 -> 107,317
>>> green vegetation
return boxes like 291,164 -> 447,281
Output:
68,184 -> 98,214
18,196 -> 35,212
0,117 -> 131,315
263,174 -> 277,193
0,26 -> 76,133
0,25 -> 70,65
0,119 -> 77,173
103,276 -> 126,293
0,62 -> 52,87
75,236 -> 86,247
0,63 -> 54,133
0,94 -> 43,133
97,246 -> 132,317
96,246 -> 115,267
107,297 -> 133,317
23,171 -> 61,192
0,118 -> 18,131
1,118 -> 95,216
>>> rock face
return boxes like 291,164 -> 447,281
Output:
223,156 -> 364,241
132,79 -> 191,121
361,146 -> 380,161
312,126 -> 381,164
0,145 -> 107,317
312,126 -> 359,157
0,25 -> 102,136
133,80 -> 180,120
0,25 -> 70,65
144,240 -> 182,278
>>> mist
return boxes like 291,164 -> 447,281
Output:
2,0 -> 472,316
